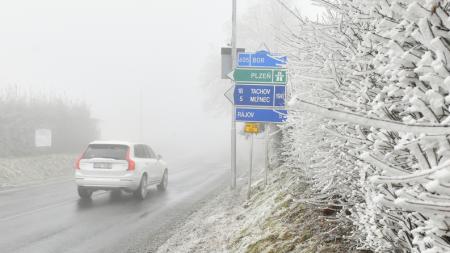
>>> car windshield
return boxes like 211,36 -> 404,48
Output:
82,144 -> 129,160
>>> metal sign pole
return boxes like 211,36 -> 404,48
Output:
139,87 -> 143,141
247,133 -> 254,199
264,123 -> 270,186
231,0 -> 237,189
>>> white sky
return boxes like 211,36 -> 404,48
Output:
0,0 -> 321,164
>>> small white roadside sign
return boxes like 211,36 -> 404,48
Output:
35,129 -> 52,147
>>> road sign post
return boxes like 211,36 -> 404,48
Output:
236,108 -> 287,123
224,48 -> 288,193
247,133 -> 254,199
234,84 -> 286,107
230,0 -> 237,190
230,68 -> 287,84
264,123 -> 270,186
238,51 -> 287,68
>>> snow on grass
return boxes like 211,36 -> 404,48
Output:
156,166 -> 357,253
0,154 -> 76,188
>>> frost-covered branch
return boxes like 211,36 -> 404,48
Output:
290,98 -> 450,135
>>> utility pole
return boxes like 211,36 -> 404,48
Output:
230,0 -> 237,189
139,87 -> 143,141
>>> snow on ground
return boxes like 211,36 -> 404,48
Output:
156,165 -> 356,253
0,154 -> 75,188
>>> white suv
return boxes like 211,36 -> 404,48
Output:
75,141 -> 168,200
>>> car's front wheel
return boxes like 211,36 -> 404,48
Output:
134,174 -> 148,200
157,169 -> 168,191
78,186 -> 92,199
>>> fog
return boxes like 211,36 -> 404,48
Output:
0,0 -> 320,166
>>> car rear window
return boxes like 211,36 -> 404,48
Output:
82,144 -> 129,160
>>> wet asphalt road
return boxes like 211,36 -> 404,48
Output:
0,161 -> 228,253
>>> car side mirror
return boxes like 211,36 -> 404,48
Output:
157,154 -> 162,160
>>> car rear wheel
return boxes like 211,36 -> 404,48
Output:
157,169 -> 168,191
78,186 -> 92,199
134,174 -> 148,200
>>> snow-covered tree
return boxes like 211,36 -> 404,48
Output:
278,0 -> 450,252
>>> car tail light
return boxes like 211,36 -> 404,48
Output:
75,147 -> 88,170
126,148 -> 135,171
75,155 -> 82,170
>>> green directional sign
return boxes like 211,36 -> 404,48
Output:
232,68 -> 287,84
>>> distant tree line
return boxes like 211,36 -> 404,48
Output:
0,87 -> 99,157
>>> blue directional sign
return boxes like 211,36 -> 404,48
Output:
236,108 -> 288,123
234,84 -> 285,107
238,50 -> 287,68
